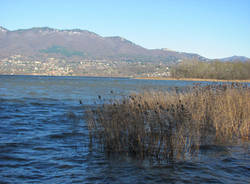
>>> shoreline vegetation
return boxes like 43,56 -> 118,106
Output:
2,74 -> 250,83
136,60 -> 250,82
2,60 -> 250,82
134,77 -> 250,83
86,83 -> 249,161
169,60 -> 250,80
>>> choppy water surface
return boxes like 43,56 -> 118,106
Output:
0,75 -> 249,183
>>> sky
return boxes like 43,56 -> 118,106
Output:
1,0 -> 250,59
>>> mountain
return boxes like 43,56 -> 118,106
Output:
0,26 -> 8,33
0,26 -> 207,63
218,56 -> 250,62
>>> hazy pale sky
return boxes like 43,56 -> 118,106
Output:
1,0 -> 250,58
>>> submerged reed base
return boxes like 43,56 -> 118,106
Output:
86,83 -> 249,161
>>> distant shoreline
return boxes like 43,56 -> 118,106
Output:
134,77 -> 250,83
0,74 -> 130,79
1,74 -> 250,83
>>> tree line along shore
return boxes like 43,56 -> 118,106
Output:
136,60 -> 250,82
170,60 -> 250,80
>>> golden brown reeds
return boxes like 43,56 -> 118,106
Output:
86,83 -> 250,160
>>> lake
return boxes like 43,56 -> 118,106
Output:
0,75 -> 249,183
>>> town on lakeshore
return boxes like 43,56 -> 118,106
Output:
0,54 -> 170,77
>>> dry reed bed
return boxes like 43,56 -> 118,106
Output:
86,83 -> 250,160
135,77 -> 250,83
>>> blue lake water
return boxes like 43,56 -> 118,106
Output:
0,75 -> 249,183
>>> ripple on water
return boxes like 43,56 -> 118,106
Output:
0,76 -> 249,184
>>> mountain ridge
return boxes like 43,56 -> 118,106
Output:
217,55 -> 249,62
0,26 -> 208,63
0,26 -> 249,63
